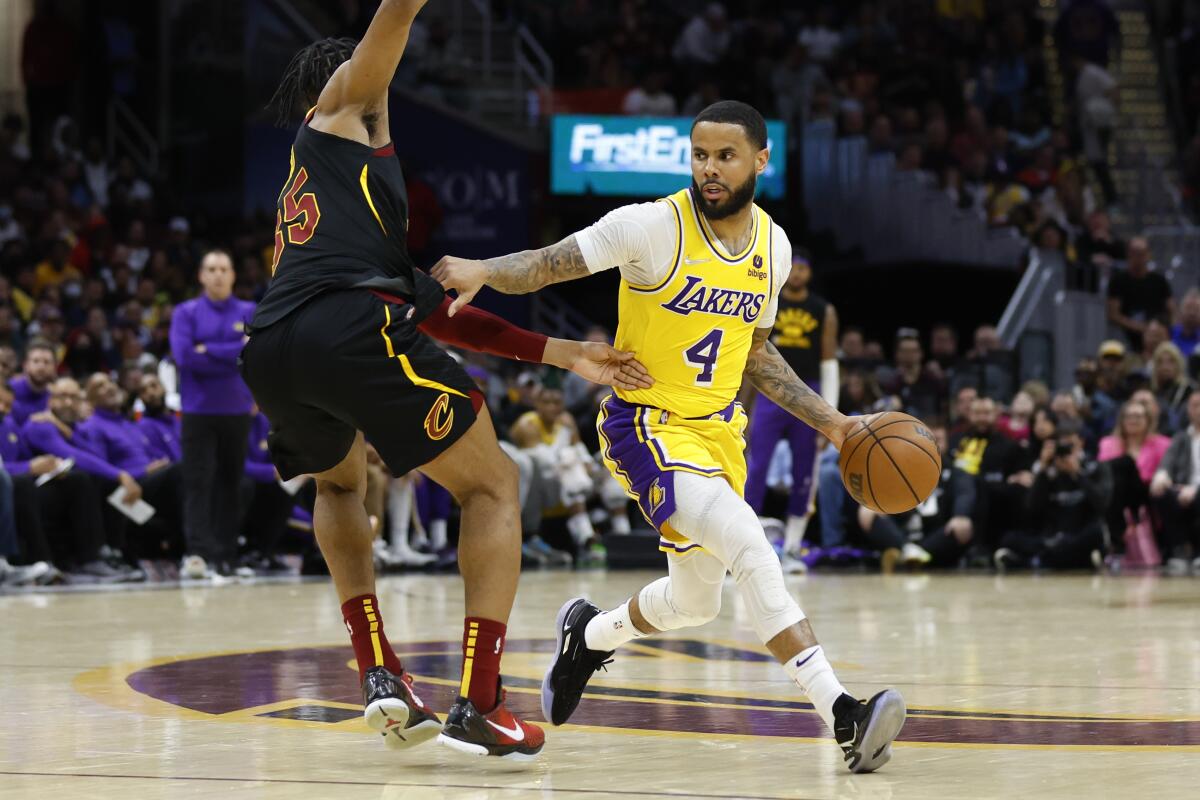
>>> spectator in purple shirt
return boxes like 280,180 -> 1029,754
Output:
21,377 -> 148,579
169,250 -> 256,579
135,374 -> 181,462
10,340 -> 57,425
238,409 -> 305,573
0,380 -> 113,580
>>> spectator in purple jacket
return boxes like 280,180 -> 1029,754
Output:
21,377 -> 148,579
238,409 -> 302,573
168,250 -> 255,579
135,374 -> 180,463
0,380 -> 113,580
10,340 -> 57,425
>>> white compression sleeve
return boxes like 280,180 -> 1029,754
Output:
665,472 -> 805,643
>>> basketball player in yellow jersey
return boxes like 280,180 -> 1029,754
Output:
434,101 -> 906,773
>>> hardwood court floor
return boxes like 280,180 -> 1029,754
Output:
2,570 -> 1199,799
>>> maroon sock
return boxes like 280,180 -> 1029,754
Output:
341,594 -> 405,682
460,617 -> 507,712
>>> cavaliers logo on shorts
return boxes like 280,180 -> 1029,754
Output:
424,392 -> 454,440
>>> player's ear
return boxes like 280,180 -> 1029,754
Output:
755,147 -> 770,175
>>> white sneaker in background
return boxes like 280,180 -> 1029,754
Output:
181,554 -> 209,580
901,542 -> 932,566
780,551 -> 809,575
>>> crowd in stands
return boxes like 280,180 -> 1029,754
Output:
521,1 -> 1119,244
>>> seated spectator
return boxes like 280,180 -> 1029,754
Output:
64,307 -> 118,376
1149,389 -> 1200,575
951,325 -> 1015,403
878,328 -> 945,420
0,380 -> 113,581
949,385 -> 979,436
1107,237 -> 1174,351
1152,342 -> 1196,435
1098,399 -> 1171,549
838,325 -> 867,369
907,423 -> 979,567
21,378 -> 151,578
69,374 -> 185,564
1095,338 -> 1129,406
239,409 -> 304,573
672,3 -> 730,68
838,369 -> 883,416
1075,210 -> 1126,269
135,374 -> 180,462
798,6 -> 842,63
33,237 -> 81,296
11,340 -> 57,424
1171,288 -> 1200,364
995,420 -> 1111,570
925,323 -> 960,383
950,396 -> 1030,558
997,390 -> 1035,443
1132,318 -> 1170,373
0,346 -> 17,383
622,71 -> 676,116
510,384 -> 630,557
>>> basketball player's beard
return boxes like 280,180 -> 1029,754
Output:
691,174 -> 757,221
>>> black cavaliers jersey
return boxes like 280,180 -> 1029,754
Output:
770,292 -> 827,381
252,118 -> 443,329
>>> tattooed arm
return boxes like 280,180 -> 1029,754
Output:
431,235 -> 589,316
744,327 -> 854,448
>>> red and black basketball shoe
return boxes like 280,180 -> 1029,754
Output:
362,666 -> 442,749
437,688 -> 545,761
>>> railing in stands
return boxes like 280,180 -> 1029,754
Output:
997,248 -> 1109,391
106,98 -> 159,177
515,23 -> 553,121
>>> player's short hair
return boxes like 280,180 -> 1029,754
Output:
692,101 -> 768,151
268,37 -> 358,126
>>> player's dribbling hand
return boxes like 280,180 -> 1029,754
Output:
573,342 -> 654,391
431,255 -> 487,316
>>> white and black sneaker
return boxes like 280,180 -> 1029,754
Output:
833,690 -> 907,773
541,597 -> 614,725
362,666 -> 442,750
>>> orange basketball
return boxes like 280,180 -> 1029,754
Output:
838,412 -> 941,515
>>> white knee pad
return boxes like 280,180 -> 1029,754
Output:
637,551 -> 725,631
667,472 -> 805,643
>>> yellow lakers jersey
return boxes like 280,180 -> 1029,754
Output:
514,410 -> 569,447
614,188 -> 776,418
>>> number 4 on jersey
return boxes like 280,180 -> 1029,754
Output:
684,329 -> 724,385
271,166 -> 322,273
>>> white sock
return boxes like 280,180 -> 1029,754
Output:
783,645 -> 848,733
783,515 -> 809,554
567,511 -> 596,546
429,519 -> 448,550
387,482 -> 413,548
584,600 -> 648,651
610,512 -> 631,535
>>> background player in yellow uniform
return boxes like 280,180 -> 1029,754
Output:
434,101 -> 905,773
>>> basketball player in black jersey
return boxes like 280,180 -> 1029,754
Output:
744,250 -> 839,572
242,0 -> 651,760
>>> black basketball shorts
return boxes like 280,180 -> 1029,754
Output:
240,289 -> 479,480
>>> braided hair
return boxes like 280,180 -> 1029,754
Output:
267,37 -> 358,126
